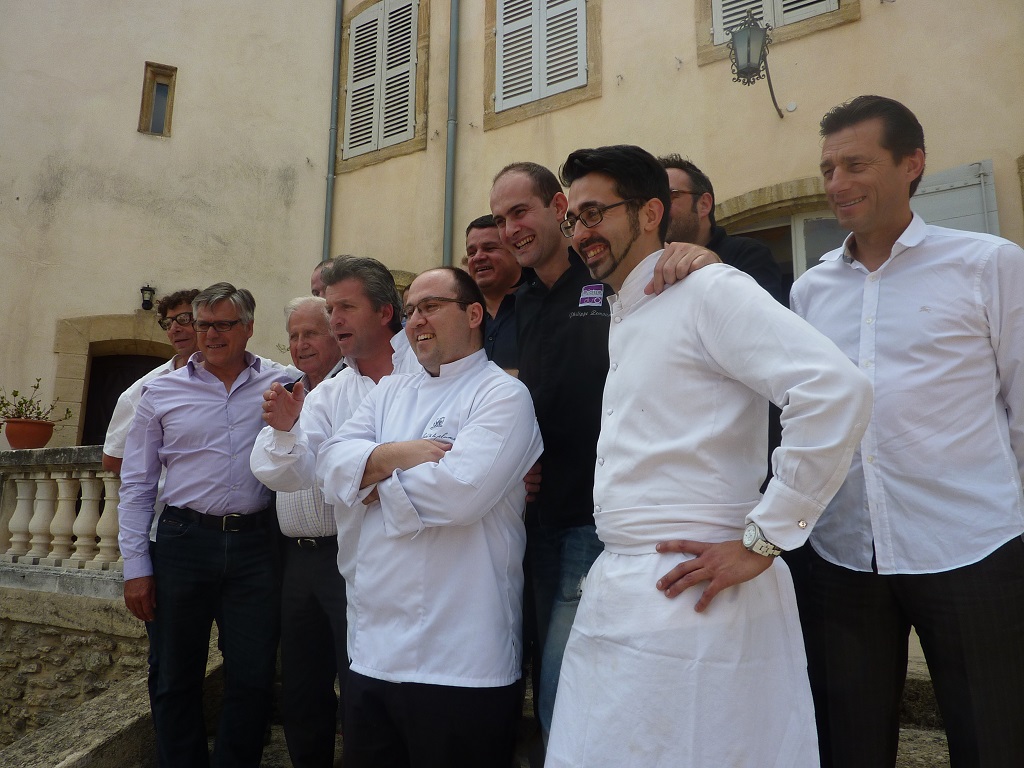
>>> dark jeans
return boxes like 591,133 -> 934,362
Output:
343,670 -> 521,768
279,536 -> 348,768
528,521 -> 603,741
152,509 -> 281,768
805,537 -> 1024,768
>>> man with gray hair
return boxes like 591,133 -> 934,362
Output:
119,281 -> 294,767
274,295 -> 347,768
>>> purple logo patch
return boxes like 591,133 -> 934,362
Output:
579,285 -> 604,307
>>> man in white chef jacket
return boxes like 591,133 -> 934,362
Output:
544,144 -> 873,768
314,266 -> 543,768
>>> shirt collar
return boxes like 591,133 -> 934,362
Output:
434,348 -> 488,378
612,248 -> 664,313
831,212 -> 927,267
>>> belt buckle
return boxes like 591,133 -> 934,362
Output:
221,513 -> 245,532
296,537 -> 318,549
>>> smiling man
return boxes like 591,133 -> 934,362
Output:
544,145 -> 872,768
465,214 -> 521,369
791,95 -> 1024,768
313,266 -> 543,767
118,282 -> 293,767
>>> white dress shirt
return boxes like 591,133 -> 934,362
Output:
315,350 -> 543,688
791,214 -> 1024,574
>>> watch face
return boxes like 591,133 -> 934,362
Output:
742,523 -> 757,549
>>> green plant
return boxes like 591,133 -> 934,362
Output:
0,378 -> 73,425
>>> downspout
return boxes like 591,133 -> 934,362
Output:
322,0 -> 344,263
441,0 -> 460,265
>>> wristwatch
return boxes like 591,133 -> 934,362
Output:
743,521 -> 782,557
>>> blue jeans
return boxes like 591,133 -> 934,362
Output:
528,522 -> 603,741
152,509 -> 281,768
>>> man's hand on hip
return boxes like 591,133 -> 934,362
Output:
654,539 -> 774,612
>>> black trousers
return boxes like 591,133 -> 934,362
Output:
279,536 -> 349,768
343,670 -> 521,768
804,537 -> 1024,768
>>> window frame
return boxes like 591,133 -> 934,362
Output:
138,62 -> 177,137
484,0 -> 601,131
338,0 -> 430,171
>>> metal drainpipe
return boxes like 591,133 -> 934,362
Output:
321,0 -> 344,263
441,0 -> 460,265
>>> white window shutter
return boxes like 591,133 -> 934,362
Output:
776,0 -> 838,26
343,4 -> 384,158
380,0 -> 417,149
543,0 -> 586,95
496,0 -> 538,111
713,0 -> 769,46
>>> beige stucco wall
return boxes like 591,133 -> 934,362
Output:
2,0 -> 1022,447
330,0 -> 1024,270
0,1 -> 336,447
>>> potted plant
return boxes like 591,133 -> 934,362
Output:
0,378 -> 73,449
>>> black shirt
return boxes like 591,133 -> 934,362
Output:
483,293 -> 518,370
516,252 -> 613,529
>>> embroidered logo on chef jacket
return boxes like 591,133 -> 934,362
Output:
430,416 -> 445,430
579,284 -> 604,307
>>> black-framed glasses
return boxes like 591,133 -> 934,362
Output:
193,319 -> 244,333
670,189 -> 700,201
560,199 -> 635,238
157,312 -> 195,330
402,296 -> 468,321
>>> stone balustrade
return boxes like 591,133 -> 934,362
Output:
0,445 -> 122,570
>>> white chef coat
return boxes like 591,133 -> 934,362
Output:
546,252 -> 872,768
315,349 -> 543,688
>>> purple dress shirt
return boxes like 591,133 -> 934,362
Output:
118,352 -> 292,580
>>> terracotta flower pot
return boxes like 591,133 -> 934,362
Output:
3,419 -> 55,450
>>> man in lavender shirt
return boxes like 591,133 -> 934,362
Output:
118,282 -> 293,768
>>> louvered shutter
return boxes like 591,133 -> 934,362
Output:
343,4 -> 383,158
496,0 -> 538,111
380,0 -> 417,149
343,0 -> 418,159
776,0 -> 838,26
496,0 -> 586,112
543,0 -> 586,96
713,0 -> 767,45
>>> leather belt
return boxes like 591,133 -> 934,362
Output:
163,505 -> 267,532
286,535 -> 338,550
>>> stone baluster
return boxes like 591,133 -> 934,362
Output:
3,475 -> 36,560
70,473 -> 102,566
88,473 -> 122,570
25,474 -> 57,562
0,476 -> 15,554
4,474 -> 37,560
41,472 -> 80,566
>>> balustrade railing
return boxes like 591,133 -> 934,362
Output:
0,446 -> 122,570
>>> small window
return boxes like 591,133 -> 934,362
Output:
342,0 -> 419,159
712,0 -> 839,45
138,62 -> 177,136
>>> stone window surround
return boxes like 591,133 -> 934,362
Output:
50,314 -> 172,448
337,0 -> 432,173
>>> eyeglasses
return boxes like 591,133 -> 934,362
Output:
157,312 -> 195,330
193,319 -> 244,333
560,199 -> 635,238
402,296 -> 468,321
670,189 -> 700,201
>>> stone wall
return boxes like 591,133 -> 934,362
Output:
0,585 -> 147,748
